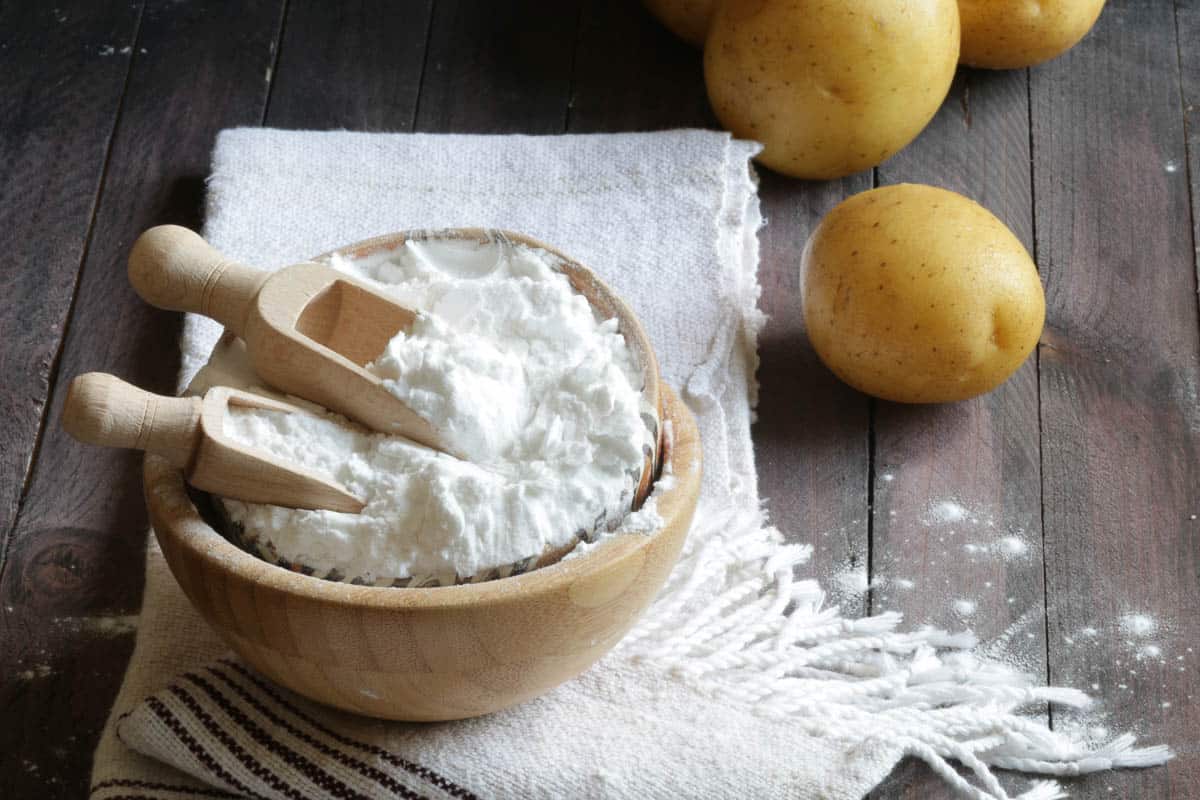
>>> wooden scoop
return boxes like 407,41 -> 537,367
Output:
61,372 -> 365,513
127,225 -> 445,452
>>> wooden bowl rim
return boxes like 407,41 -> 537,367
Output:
143,385 -> 701,611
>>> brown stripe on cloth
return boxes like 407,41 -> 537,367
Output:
139,696 -> 269,800
90,778 -> 245,799
220,659 -> 478,800
172,678 -> 380,800
159,687 -> 313,800
201,664 -> 430,800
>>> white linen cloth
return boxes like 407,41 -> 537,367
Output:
89,129 -> 1168,800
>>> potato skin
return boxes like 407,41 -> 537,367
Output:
643,0 -> 716,47
959,0 -> 1105,69
704,0 -> 960,180
801,184 -> 1044,403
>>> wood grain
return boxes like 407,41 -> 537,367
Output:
266,0 -> 434,131
0,0 -> 139,565
866,68 -> 1046,799
415,0 -> 582,134
0,2 -> 285,796
1032,1 -> 1200,795
1179,0 -> 1200,292
568,0 -> 712,132
756,172 -> 874,618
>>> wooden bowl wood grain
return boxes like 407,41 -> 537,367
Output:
144,382 -> 700,721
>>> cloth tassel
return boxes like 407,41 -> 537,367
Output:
622,503 -> 1174,799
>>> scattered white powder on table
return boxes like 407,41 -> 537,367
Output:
835,489 -> 1191,737
953,599 -> 977,617
1139,644 -> 1162,660
927,499 -> 968,524
997,535 -> 1027,557
218,237 -> 653,585
1120,612 -> 1158,638
834,567 -> 870,596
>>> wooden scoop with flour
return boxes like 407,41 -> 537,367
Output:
127,225 -> 446,453
62,372 -> 365,513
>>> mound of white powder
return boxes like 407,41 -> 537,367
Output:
216,237 -> 653,584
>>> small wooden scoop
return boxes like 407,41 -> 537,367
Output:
127,225 -> 445,452
62,372 -> 365,513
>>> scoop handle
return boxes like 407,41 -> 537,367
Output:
61,372 -> 202,469
128,225 -> 268,336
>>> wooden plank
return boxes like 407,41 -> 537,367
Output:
867,68 -> 1046,799
266,0 -> 433,131
1180,0 -> 1200,287
756,172 -> 874,618
1032,0 -> 1200,796
0,2 -> 286,796
0,0 -> 139,569
568,0 -> 710,131
415,0 -> 581,134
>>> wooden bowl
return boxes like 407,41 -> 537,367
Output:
146,228 -> 695,720
143,386 -> 700,720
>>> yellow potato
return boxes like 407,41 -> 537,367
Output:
642,0 -> 716,47
801,184 -> 1044,403
704,0 -> 960,180
959,0 -> 1105,69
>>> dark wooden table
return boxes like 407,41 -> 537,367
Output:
2,1 -> 1197,797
